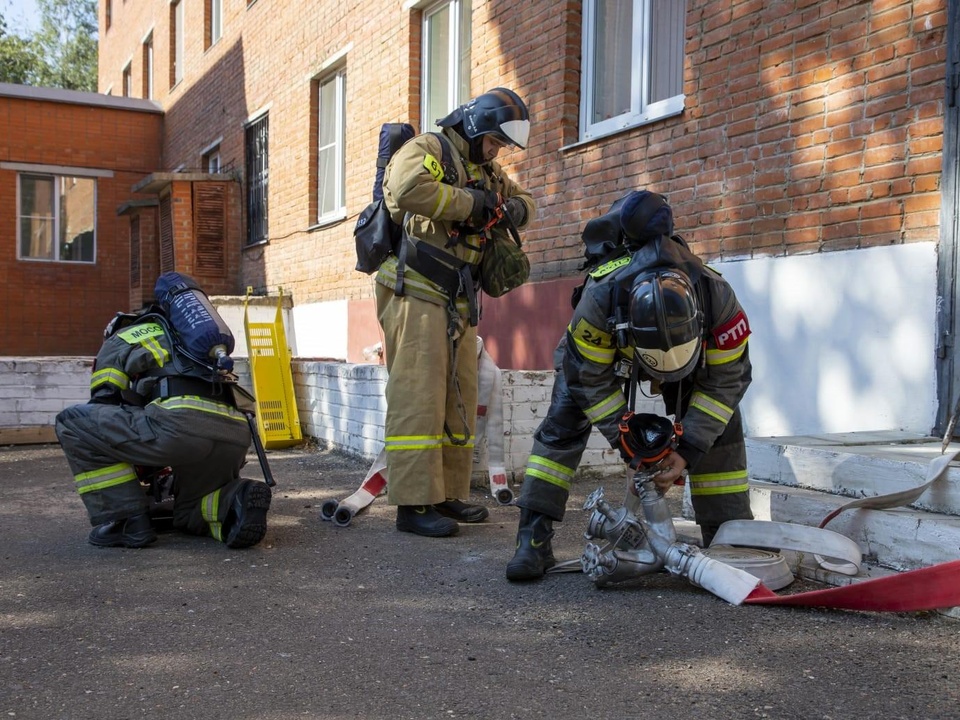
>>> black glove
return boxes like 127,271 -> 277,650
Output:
498,197 -> 527,228
465,188 -> 503,229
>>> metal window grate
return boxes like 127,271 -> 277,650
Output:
245,114 -> 269,245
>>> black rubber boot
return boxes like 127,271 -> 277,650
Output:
224,480 -> 272,549
435,499 -> 490,523
396,505 -> 459,537
88,513 -> 157,548
505,508 -> 556,581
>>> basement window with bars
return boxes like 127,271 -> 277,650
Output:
17,173 -> 96,263
245,113 -> 269,245
580,0 -> 686,142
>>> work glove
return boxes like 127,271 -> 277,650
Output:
464,188 -> 504,230
498,196 -> 527,228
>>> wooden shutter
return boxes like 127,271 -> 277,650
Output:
194,182 -> 226,276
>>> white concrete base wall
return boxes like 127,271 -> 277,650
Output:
287,242 -> 941,438
0,357 -> 92,428
0,356 -> 638,483
290,360 -> 657,481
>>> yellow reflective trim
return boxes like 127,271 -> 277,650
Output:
432,183 -> 456,217
569,319 -> 616,364
75,463 -> 138,494
526,467 -> 572,491
423,153 -> 444,182
589,255 -> 630,278
141,336 -> 170,367
526,455 -> 575,490
91,367 -> 130,391
572,336 -> 616,365
689,470 -> 749,496
527,455 -> 576,478
569,318 -> 614,350
152,396 -> 247,422
385,434 -> 444,452
202,488 -> 223,540
584,390 -> 626,423
706,342 -> 746,365
689,391 -> 733,424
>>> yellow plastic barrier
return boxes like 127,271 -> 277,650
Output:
243,287 -> 303,449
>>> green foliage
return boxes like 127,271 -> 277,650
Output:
0,13 -> 40,85
0,0 -> 97,91
32,0 -> 98,91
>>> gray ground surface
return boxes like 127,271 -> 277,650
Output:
1,442 -> 958,720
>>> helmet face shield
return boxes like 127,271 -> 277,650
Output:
461,88 -> 530,149
629,270 -> 702,382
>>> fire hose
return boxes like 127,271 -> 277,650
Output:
565,416 -> 960,612
320,336 -> 513,526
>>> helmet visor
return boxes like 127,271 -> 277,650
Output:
499,118 -> 530,149
635,336 -> 701,382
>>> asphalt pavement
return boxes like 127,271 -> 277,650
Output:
1,442 -> 958,720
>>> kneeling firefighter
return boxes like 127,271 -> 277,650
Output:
374,87 -> 537,537
506,190 -> 754,581
56,272 -> 272,549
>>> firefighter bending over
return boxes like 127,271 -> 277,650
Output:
506,190 -> 754,581
56,273 -> 272,550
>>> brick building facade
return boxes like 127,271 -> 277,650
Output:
0,85 -> 163,355
45,0 -> 957,436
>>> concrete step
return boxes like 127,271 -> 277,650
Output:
747,479 -> 960,571
737,433 -> 960,617
746,431 -> 960,516
742,432 -> 960,571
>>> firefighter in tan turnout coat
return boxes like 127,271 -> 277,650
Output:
375,88 -> 536,537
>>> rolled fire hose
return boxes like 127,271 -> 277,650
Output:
475,337 -> 513,505
320,449 -> 387,527
321,337 -> 513,525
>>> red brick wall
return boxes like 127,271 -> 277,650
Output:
97,0 -> 947,334
0,95 -> 162,356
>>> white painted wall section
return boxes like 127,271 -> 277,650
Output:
291,300 -> 348,360
716,242 -> 938,437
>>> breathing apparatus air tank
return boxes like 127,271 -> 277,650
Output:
154,272 -> 235,373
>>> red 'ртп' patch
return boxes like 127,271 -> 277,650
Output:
712,311 -> 751,350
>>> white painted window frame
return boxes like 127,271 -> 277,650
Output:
580,0 -> 685,143
316,67 -> 347,224
420,0 -> 471,130
8,163 -> 106,264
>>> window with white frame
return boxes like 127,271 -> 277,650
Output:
170,0 -> 183,87
316,68 -> 345,222
203,143 -> 221,172
580,0 -> 686,142
122,62 -> 132,97
142,33 -> 154,99
18,173 -> 96,263
206,0 -> 222,49
421,0 -> 471,132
